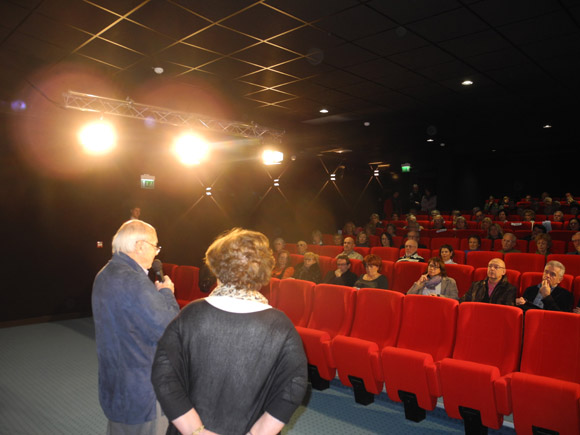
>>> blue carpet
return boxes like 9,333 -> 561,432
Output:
0,318 -> 516,434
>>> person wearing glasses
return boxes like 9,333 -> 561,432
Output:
567,232 -> 580,254
92,219 -> 179,434
323,255 -> 358,287
516,261 -> 572,312
461,258 -> 516,305
397,239 -> 425,263
407,257 -> 459,300
354,254 -> 389,289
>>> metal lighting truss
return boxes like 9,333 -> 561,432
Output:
62,91 -> 285,140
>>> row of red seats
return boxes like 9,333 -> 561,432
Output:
387,219 -> 575,230
268,282 -> 580,434
391,213 -> 577,222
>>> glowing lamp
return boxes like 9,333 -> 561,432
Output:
173,133 -> 209,165
262,150 -> 283,165
78,120 -> 116,155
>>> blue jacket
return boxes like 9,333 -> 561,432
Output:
92,252 -> 179,424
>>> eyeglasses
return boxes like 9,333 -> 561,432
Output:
572,239 -> 580,243
141,240 -> 161,254
428,264 -> 441,269
487,264 -> 505,270
336,262 -> 348,267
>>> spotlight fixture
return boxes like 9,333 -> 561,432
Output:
273,179 -> 280,187
205,187 -> 212,196
78,120 -> 116,155
173,133 -> 209,166
440,143 -> 446,147
319,108 -> 329,114
461,80 -> 473,86
364,121 -> 370,127
543,124 -> 552,129
262,150 -> 283,165
153,67 -> 164,75
426,138 -> 434,142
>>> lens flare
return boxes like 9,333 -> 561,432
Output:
78,121 -> 116,155
173,133 -> 209,165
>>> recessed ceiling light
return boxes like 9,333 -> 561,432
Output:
153,66 -> 164,74
440,143 -> 445,147
543,124 -> 552,129
461,80 -> 473,86
319,108 -> 329,114
364,121 -> 370,127
426,138 -> 434,142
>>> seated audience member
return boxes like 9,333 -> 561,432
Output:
293,252 -> 321,284
404,214 -> 424,230
430,209 -> 441,219
380,232 -> 393,247
366,213 -> 383,234
497,210 -> 508,222
565,192 -> 577,206
385,223 -> 397,238
272,237 -> 285,255
498,233 -> 521,254
454,216 -> 468,230
354,254 -> 389,289
323,255 -> 357,287
390,213 -> 400,222
523,209 -> 535,222
272,250 -> 294,279
473,208 -> 484,223
432,214 -> 446,230
525,223 -> 547,241
296,240 -> 308,255
567,232 -> 580,255
451,210 -> 461,225
421,188 -> 437,213
439,244 -> 456,264
534,233 -> 552,257
342,221 -> 357,237
356,231 -> 370,247
487,223 -> 504,241
480,217 -> 493,232
465,235 -> 482,254
397,239 -> 425,263
461,259 -> 516,305
484,196 -> 498,214
311,230 -> 323,245
333,233 -> 344,246
407,257 -> 459,300
552,210 -> 564,222
337,237 -> 363,260
399,230 -> 427,249
541,196 -> 557,215
516,261 -> 573,312
568,218 -> 580,231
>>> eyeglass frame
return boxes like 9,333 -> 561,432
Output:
141,240 -> 162,254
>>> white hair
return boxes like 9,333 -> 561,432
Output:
545,260 -> 565,279
112,220 -> 156,254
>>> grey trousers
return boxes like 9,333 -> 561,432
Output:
107,402 -> 169,435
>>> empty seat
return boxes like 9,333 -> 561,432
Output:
317,255 -> 335,279
392,261 -> 427,294
547,254 -> 580,277
519,272 -> 574,299
354,247 -> 370,257
548,230 -> 576,242
381,261 -> 395,289
465,251 -> 503,269
173,265 -> 200,308
332,289 -> 404,404
474,267 -> 521,290
504,253 -> 546,274
430,237 -> 460,251
370,247 -> 400,262
349,258 -> 365,276
276,279 -> 315,326
285,243 -> 298,253
381,295 -> 458,422
161,262 -> 178,280
510,311 -> 580,435
318,245 -> 343,258
439,303 -> 523,432
295,284 -> 356,389
445,264 -> 474,299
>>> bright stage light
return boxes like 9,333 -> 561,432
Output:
78,120 -> 116,155
262,149 -> 283,165
173,133 -> 209,165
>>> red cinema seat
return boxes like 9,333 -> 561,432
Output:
510,311 -> 580,435
321,234 -> 334,245
381,295 -> 459,422
392,236 -> 403,248
349,258 -> 365,276
370,247 -> 400,262
260,277 -> 280,306
528,239 -> 566,254
317,255 -> 335,278
445,264 -> 474,298
296,284 -> 356,389
381,261 -> 394,289
289,253 -> 303,267
307,244 -> 322,255
276,279 -> 315,327
519,272 -> 573,298
505,221 -> 532,231
285,243 -> 298,254
574,276 -> 580,308
504,253 -> 545,274
465,251 -> 503,269
354,247 -> 370,257
392,261 -> 427,294
439,303 -> 523,432
547,254 -> 580,277
548,230 -> 576,242
430,237 -> 460,251
369,235 -> 380,247
474,268 -> 521,290
460,238 -> 493,251
162,262 -> 178,280
332,289 -> 404,404
318,245 -> 343,258
549,221 -> 563,230
173,265 -> 200,308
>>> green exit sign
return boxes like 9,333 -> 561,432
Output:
401,163 -> 411,173
140,174 -> 155,189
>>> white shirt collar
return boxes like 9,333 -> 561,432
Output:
206,296 -> 272,313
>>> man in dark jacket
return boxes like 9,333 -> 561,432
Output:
461,258 -> 516,305
516,260 -> 573,312
323,255 -> 357,287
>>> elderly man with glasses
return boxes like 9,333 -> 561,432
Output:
461,258 -> 516,305
92,219 -> 179,435
516,261 -> 573,312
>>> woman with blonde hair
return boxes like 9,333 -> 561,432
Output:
293,252 -> 322,283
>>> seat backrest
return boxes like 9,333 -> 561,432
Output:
354,247 -> 370,257
430,237 -> 460,251
396,295 -> 459,361
574,276 -> 580,309
505,221 -> 532,231
350,258 -> 365,276
318,245 -> 343,258
504,253 -> 546,274
259,277 -> 280,306
474,268 -> 521,289
173,265 -> 200,301
162,262 -> 178,280
493,238 -> 529,252
445,264 -> 474,298
466,251 -> 503,269
548,230 -> 576,242
276,279 -> 315,327
285,243 -> 298,254
306,284 -> 356,338
453,303 -> 523,375
348,289 -> 404,348
519,272 -> 574,298
370,247 -> 400,262
392,261 -> 427,293
547,254 -> 580,277
381,261 -> 395,289
318,255 -> 335,278
289,253 -> 303,267
520,310 -> 580,383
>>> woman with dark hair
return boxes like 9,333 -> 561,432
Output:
272,250 -> 294,279
466,235 -> 482,254
407,257 -> 459,300
568,218 -> 580,231
385,223 -> 397,238
152,228 -> 307,435
353,254 -> 389,289
380,232 -> 393,247
439,244 -> 456,264
497,210 -> 508,222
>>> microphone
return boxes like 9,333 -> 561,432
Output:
152,259 -> 164,282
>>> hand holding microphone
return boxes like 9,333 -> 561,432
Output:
152,259 -> 175,293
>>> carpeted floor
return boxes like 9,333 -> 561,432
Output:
0,318 -> 515,434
